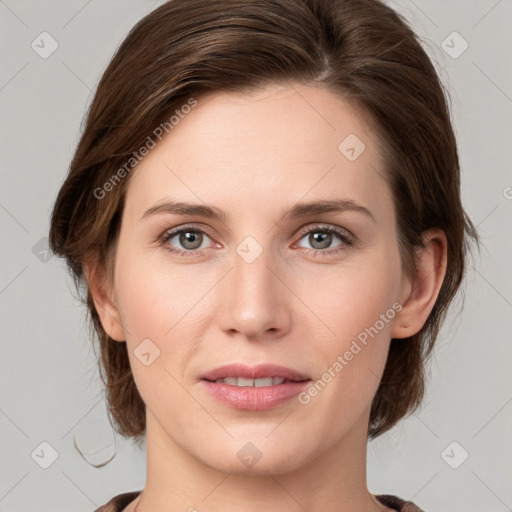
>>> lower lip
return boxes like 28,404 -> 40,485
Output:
201,379 -> 311,410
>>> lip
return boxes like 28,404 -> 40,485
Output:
199,363 -> 311,411
199,363 -> 310,382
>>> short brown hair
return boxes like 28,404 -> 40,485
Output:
49,0 -> 479,445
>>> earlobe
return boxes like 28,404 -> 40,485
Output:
84,257 -> 126,342
391,228 -> 448,339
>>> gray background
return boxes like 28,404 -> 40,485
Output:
1,1 -> 511,511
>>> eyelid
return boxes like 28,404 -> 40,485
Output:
294,223 -> 354,242
159,223 -> 218,243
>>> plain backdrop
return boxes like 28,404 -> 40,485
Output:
0,1 -> 511,511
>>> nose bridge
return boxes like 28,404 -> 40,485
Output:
217,238 -> 288,338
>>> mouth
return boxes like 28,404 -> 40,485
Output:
199,363 -> 311,410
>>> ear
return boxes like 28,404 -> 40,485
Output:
391,228 -> 448,339
84,254 -> 126,342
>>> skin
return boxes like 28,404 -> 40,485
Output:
86,83 -> 447,512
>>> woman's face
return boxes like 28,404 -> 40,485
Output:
104,83 -> 412,473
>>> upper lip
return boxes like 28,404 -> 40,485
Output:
200,363 -> 310,382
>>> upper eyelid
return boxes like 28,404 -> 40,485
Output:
296,223 -> 353,238
162,223 -> 215,237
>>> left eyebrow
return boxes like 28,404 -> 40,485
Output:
140,198 -> 375,223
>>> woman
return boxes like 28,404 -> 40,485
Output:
49,0 -> 479,510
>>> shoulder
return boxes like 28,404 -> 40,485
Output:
91,491 -> 142,512
375,494 -> 427,512
91,491 -> 423,512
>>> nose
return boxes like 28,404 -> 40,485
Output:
216,246 -> 291,341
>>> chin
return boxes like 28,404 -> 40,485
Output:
195,434 -> 313,476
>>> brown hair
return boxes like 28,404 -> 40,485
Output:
49,0 -> 479,445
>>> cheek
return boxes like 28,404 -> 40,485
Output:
114,247 -> 203,338
113,249 -> 219,386
298,250 -> 401,401
304,249 -> 401,342
113,254 -> 203,408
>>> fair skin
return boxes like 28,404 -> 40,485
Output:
86,83 -> 447,512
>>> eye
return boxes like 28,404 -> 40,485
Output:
294,225 -> 355,256
158,225 -> 219,256
157,223 -> 355,258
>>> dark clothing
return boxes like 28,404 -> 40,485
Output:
92,490 -> 426,511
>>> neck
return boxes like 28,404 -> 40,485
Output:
133,409 -> 387,512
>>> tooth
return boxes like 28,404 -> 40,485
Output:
212,376 -> 288,386
254,377 -> 274,387
236,377 -> 254,387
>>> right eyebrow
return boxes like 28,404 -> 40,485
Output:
141,201 -> 228,223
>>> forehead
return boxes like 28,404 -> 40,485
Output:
123,83 -> 391,223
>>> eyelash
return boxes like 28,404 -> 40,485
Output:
157,224 -> 355,258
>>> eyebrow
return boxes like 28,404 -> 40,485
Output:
140,198 -> 375,223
